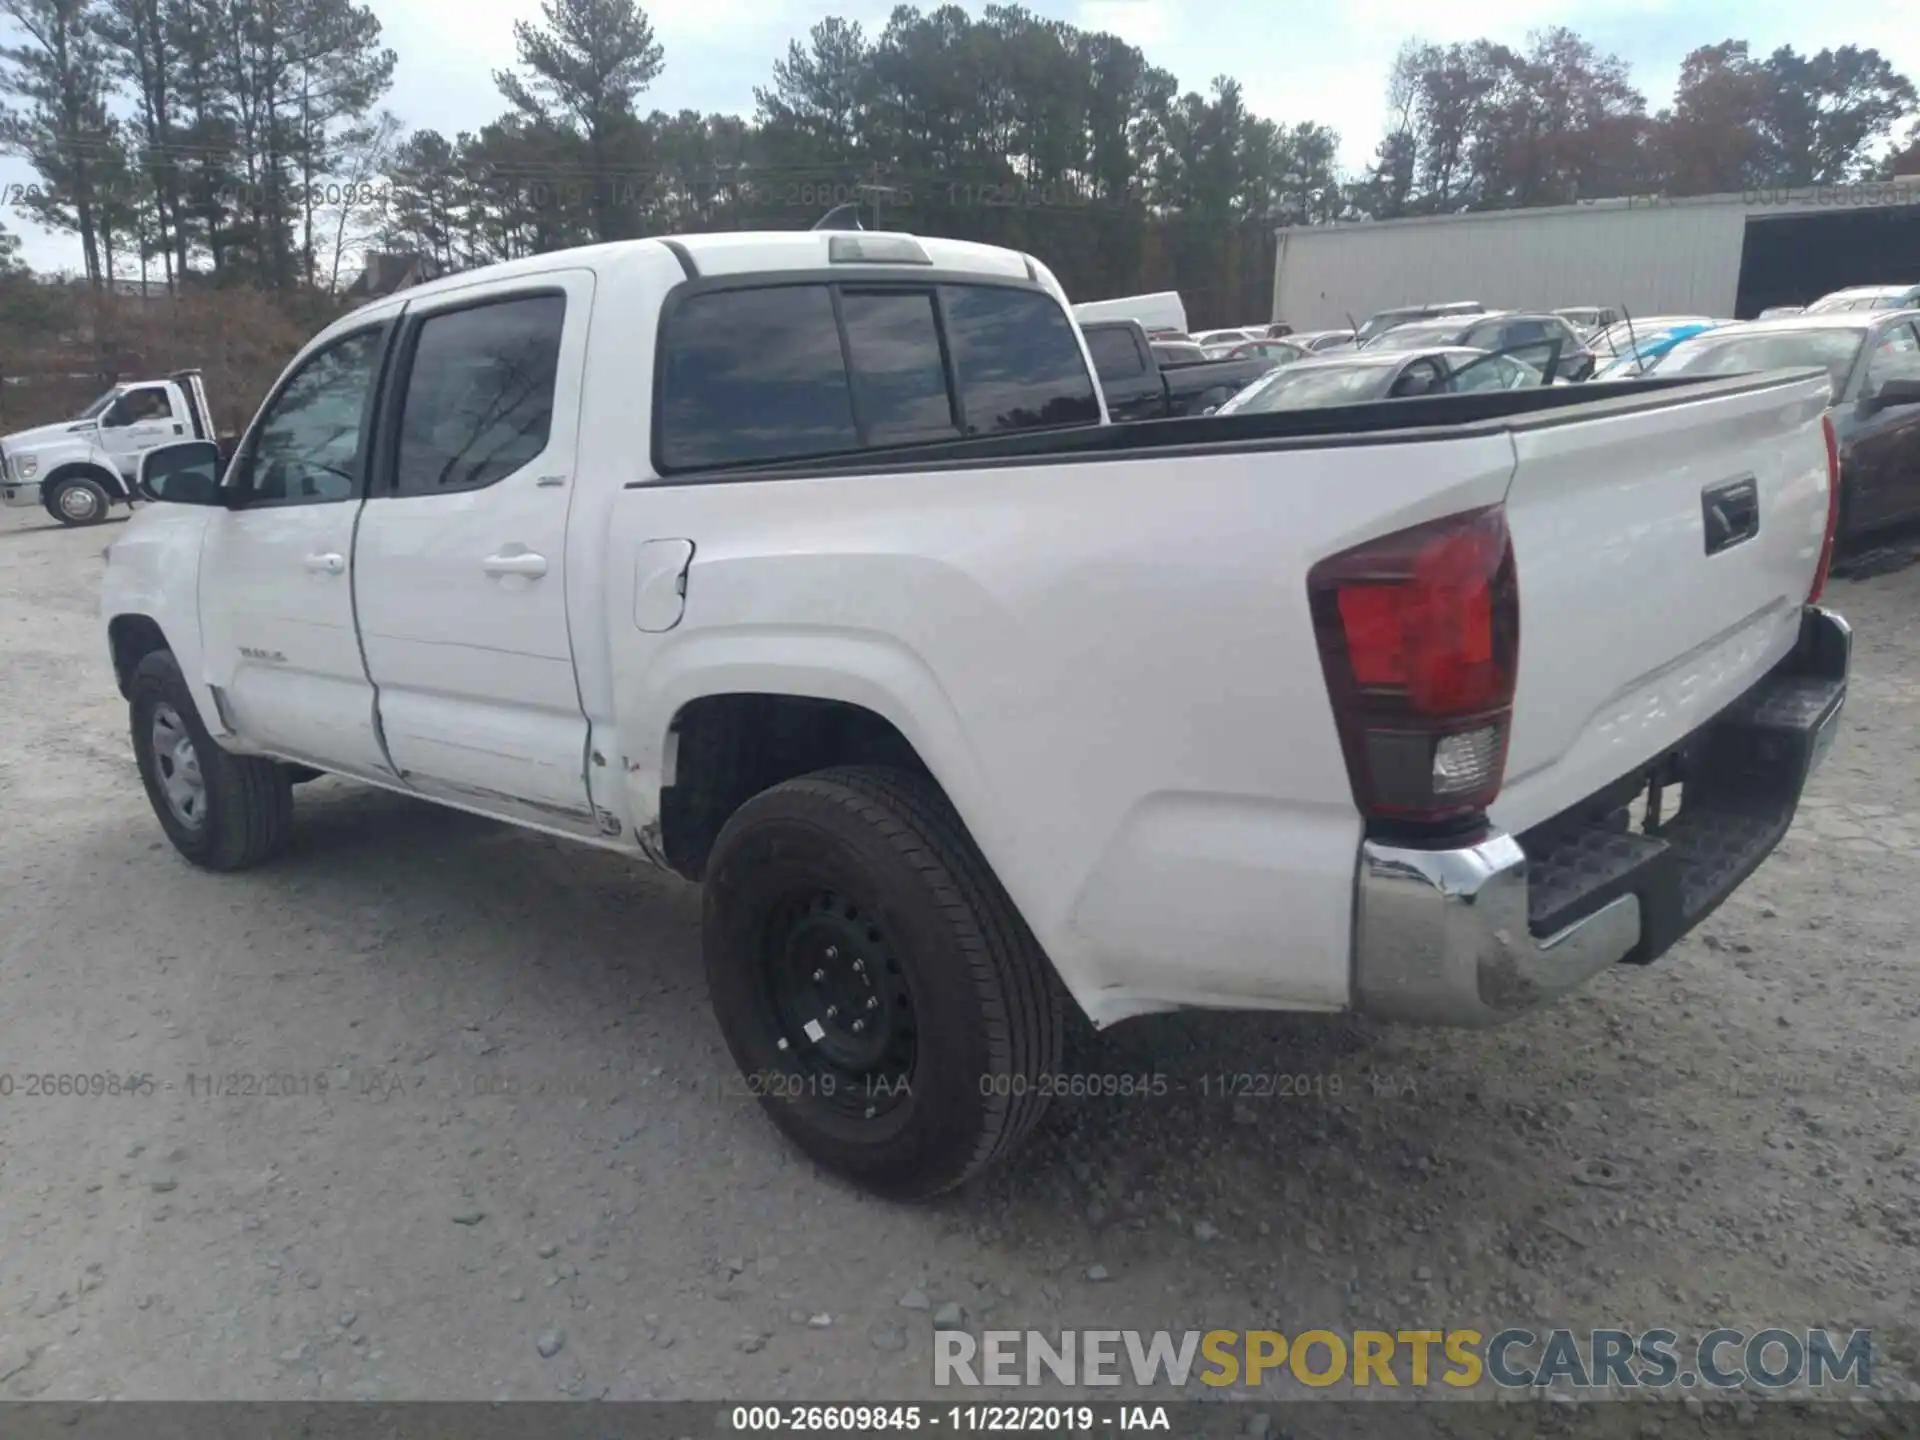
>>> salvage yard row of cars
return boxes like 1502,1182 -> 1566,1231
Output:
1075,283 -> 1920,545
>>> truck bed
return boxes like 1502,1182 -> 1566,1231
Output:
632,370 -> 1769,485
607,364 -> 1834,1022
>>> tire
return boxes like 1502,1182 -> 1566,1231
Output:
45,473 -> 113,527
702,765 -> 1063,1199
129,650 -> 293,871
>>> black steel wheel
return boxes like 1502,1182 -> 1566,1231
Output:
760,888 -> 917,1121
703,765 -> 1063,1199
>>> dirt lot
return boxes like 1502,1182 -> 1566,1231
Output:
2,503 -> 1917,1427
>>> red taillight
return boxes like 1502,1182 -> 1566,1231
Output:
1809,412 -> 1841,604
1308,506 -> 1519,824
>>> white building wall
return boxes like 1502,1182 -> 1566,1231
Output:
1273,199 -> 1759,330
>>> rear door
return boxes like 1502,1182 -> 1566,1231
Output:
1084,325 -> 1163,421
351,270 -> 599,834
1843,319 -> 1920,529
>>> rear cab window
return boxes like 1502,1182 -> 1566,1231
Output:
655,279 -> 1099,473
1085,326 -> 1147,381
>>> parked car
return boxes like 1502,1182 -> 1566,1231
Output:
1591,320 -> 1730,379
1288,328 -> 1359,353
1353,301 -> 1485,344
1149,340 -> 1207,365
1193,327 -> 1264,348
1362,312 -> 1599,380
1257,323 -> 1295,339
1223,339 -> 1308,365
102,226 -> 1847,1199
1587,315 -> 1716,360
0,370 -> 221,527
1215,347 -> 1546,414
1554,306 -> 1621,337
1803,284 -> 1920,315
1757,305 -> 1806,320
1081,318 -> 1287,421
1650,310 -> 1920,540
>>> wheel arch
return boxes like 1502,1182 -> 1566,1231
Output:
658,692 -> 943,883
108,614 -> 172,700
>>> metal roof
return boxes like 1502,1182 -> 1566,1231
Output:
1277,183 -> 1920,236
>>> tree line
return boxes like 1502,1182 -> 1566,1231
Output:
1,0 -> 1917,309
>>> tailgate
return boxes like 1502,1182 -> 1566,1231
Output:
1491,372 -> 1834,834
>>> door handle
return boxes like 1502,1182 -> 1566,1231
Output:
483,551 -> 548,579
1701,477 -> 1759,556
304,552 -> 346,574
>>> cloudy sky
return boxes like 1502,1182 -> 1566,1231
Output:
4,0 -> 1918,272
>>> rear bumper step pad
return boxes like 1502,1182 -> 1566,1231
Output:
1517,607 -> 1848,966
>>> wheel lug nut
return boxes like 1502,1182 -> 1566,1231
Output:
851,1020 -> 866,1034
852,959 -> 865,973
825,945 -> 839,960
866,996 -> 879,1010
812,968 -> 826,982
826,1005 -> 838,1019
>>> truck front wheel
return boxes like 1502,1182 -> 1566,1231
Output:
702,765 -> 1063,1199
46,474 -> 113,526
129,650 -> 293,870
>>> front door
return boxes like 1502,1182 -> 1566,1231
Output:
350,271 -> 597,833
197,322 -> 394,776
98,383 -> 187,479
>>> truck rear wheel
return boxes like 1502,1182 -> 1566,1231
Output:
702,765 -> 1063,1199
46,474 -> 112,526
129,650 -> 293,870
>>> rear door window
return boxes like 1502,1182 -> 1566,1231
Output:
392,294 -> 565,496
1086,326 -> 1146,381
940,285 -> 1101,434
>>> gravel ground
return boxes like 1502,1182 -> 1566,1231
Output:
2,503 -> 1917,1430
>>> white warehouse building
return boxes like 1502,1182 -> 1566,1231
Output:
1271,186 -> 1920,331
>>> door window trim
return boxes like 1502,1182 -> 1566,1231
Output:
367,285 -> 570,499
649,270 -> 1085,477
225,320 -> 398,509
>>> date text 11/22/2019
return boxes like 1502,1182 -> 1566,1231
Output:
728,1404 -> 1172,1432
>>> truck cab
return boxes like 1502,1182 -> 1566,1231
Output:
1,370 -> 217,526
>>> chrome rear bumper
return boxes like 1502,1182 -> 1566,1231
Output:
1353,605 -> 1849,1027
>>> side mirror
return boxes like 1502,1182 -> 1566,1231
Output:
1863,377 -> 1920,414
138,439 -> 225,505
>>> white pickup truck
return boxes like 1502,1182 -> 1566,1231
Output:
100,229 -> 1849,1199
2,370 -> 220,526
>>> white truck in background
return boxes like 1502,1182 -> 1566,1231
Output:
101,228 -> 1848,1200
1,370 -> 219,526
1071,288 -> 1188,336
